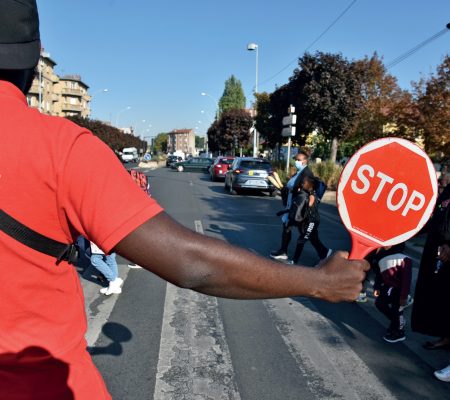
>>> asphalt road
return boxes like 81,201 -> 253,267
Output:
80,166 -> 450,400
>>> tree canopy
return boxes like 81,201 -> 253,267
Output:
207,109 -> 253,155
218,75 -> 246,115
66,116 -> 146,154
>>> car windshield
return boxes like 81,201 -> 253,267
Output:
240,161 -> 272,170
219,158 -> 234,164
123,150 -> 134,154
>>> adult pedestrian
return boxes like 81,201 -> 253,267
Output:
411,183 -> 450,352
0,2 -> 368,399
90,242 -> 123,295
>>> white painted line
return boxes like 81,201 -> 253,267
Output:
153,218 -> 240,399
83,263 -> 131,347
153,284 -> 241,400
264,298 -> 395,400
194,220 -> 204,234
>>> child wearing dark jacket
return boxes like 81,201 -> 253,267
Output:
290,176 -> 330,264
373,243 -> 412,343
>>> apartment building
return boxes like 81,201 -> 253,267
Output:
27,51 -> 91,118
167,129 -> 195,155
55,75 -> 91,118
27,51 -> 59,115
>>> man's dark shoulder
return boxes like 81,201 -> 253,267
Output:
302,165 -> 314,179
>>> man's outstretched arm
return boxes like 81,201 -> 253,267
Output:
114,212 -> 368,302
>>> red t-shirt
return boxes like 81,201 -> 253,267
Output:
0,81 -> 163,398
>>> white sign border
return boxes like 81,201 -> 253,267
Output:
337,137 -> 438,246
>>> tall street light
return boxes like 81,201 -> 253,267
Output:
247,42 -> 259,157
91,88 -> 109,97
89,89 -> 108,119
115,106 -> 131,128
201,92 -> 219,119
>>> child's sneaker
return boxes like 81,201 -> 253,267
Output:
355,292 -> 367,303
404,295 -> 414,308
269,250 -> 288,260
383,329 -> 406,343
434,364 -> 450,382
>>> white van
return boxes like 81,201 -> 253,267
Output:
121,147 -> 139,163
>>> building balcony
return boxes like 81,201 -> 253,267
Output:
29,84 -> 40,95
62,104 -> 83,112
62,88 -> 83,97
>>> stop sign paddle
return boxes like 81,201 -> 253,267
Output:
337,138 -> 438,259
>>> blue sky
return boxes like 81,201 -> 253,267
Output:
37,0 -> 449,138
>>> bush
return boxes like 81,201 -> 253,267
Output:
272,160 -> 295,185
272,160 -> 342,190
310,161 -> 343,190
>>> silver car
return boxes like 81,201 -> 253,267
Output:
224,157 -> 276,196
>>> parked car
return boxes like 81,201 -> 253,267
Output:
210,157 -> 235,181
172,157 -> 213,172
166,155 -> 182,167
224,157 -> 275,195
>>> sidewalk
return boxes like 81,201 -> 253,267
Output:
321,190 -> 450,374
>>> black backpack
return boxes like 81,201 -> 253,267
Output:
289,191 -> 309,223
314,177 -> 327,201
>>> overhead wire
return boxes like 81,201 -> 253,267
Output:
386,25 -> 450,69
258,0 -> 358,89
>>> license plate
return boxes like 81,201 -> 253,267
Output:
246,179 -> 266,186
219,170 -> 223,174
249,170 -> 254,176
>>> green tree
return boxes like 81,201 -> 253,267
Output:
66,116 -> 145,154
412,54 -> 450,159
207,110 -> 253,154
344,53 -> 415,151
290,52 -> 363,162
153,132 -> 168,153
218,75 -> 246,115
207,121 -> 220,153
195,135 -> 205,149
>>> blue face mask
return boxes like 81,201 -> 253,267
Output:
295,160 -> 305,171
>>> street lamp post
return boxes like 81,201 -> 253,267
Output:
89,89 -> 108,118
91,88 -> 109,98
247,42 -> 259,157
115,106 -> 131,128
201,92 -> 219,119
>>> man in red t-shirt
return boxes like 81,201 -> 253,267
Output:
0,1 -> 368,399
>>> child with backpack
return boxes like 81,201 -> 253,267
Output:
288,176 -> 331,264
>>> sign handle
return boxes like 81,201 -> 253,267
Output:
349,234 -> 378,260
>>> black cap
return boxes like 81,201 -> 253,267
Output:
0,0 -> 40,70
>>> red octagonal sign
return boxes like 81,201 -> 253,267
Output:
337,138 -> 438,259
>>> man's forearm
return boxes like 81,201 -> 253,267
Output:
114,212 -> 367,302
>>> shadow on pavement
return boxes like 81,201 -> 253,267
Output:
87,322 -> 132,356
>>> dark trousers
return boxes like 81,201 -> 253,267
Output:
375,286 -> 404,332
279,221 -> 328,263
292,221 -> 328,263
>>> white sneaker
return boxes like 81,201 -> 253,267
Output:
100,277 -> 123,295
128,263 -> 142,269
355,292 -> 368,303
434,364 -> 450,382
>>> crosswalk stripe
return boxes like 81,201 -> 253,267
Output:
264,297 -> 396,400
153,284 -> 241,400
153,218 -> 240,399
